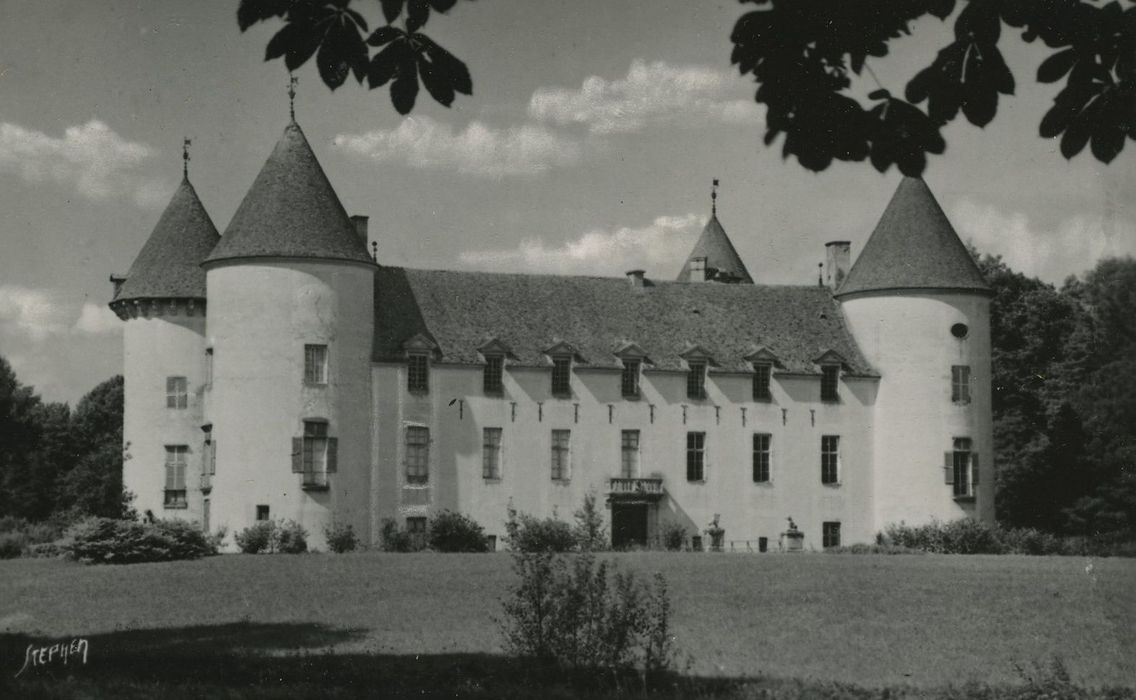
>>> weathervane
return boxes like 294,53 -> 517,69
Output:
711,178 -> 719,216
182,137 -> 191,178
288,73 -> 298,122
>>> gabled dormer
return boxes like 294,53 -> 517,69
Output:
745,346 -> 782,401
478,338 -> 515,395
543,341 -> 581,397
679,344 -> 716,400
812,349 -> 848,402
614,342 -> 651,399
403,333 -> 438,394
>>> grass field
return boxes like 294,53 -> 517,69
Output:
1,552 -> 1133,697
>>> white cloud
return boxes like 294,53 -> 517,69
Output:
528,59 -> 763,135
73,302 -> 122,335
0,285 -> 121,343
0,119 -> 168,207
459,213 -> 703,277
952,198 -> 1136,284
334,116 -> 583,177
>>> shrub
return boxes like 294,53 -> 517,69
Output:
661,521 -> 687,551
235,521 -> 275,554
379,518 -> 416,552
26,542 -> 63,558
505,504 -> 577,553
826,543 -> 924,555
206,526 -> 228,553
324,521 -> 359,553
428,511 -> 488,552
60,516 -> 214,564
998,527 -> 1065,556
940,518 -> 1002,554
0,532 -> 27,559
499,551 -> 676,675
235,520 -> 307,554
273,519 -> 308,554
573,492 -> 609,552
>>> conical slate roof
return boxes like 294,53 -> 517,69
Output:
205,122 -> 372,265
675,214 -> 754,283
112,177 -> 220,303
835,177 -> 989,297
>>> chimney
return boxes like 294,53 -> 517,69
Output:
109,273 -> 127,297
689,257 -> 707,283
626,269 -> 645,288
350,215 -> 369,247
825,241 -> 851,290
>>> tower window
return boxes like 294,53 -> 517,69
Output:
483,355 -> 504,394
951,323 -> 969,339
621,430 -> 640,478
621,359 -> 641,398
166,376 -> 188,409
821,435 -> 840,484
163,445 -> 187,508
483,427 -> 502,479
752,433 -> 771,483
304,344 -> 327,385
406,426 -> 429,484
820,365 -> 840,402
551,429 -> 571,480
752,362 -> 772,401
951,365 -> 971,404
686,432 -> 706,482
823,522 -> 841,548
300,421 -> 331,488
551,356 -> 572,397
407,353 -> 429,393
686,361 -> 707,399
947,437 -> 976,498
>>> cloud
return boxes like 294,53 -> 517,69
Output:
951,198 -> 1136,284
0,119 -> 168,207
528,59 -> 763,135
0,285 -> 121,343
459,213 -> 703,277
334,116 -> 583,177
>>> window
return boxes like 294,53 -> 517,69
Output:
686,432 -> 706,481
483,428 -> 502,479
821,435 -> 840,484
407,353 -> 429,393
304,344 -> 327,384
820,364 -> 840,402
952,365 -> 971,404
298,421 -> 336,488
687,361 -> 707,399
949,437 -> 975,498
166,376 -> 187,409
406,426 -> 429,484
752,433 -> 771,483
752,363 -> 772,401
951,323 -> 969,339
256,505 -> 270,521
484,355 -> 504,394
551,429 -> 571,480
621,360 -> 640,398
205,348 -> 213,388
407,517 -> 428,550
621,430 -> 640,477
551,356 -> 572,396
823,522 -> 841,548
164,445 -> 187,508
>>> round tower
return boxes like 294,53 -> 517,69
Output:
202,120 -> 376,549
836,177 -> 995,531
110,174 -> 220,525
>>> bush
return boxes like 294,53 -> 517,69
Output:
235,521 -> 275,554
505,505 -> 578,553
826,542 -> 924,555
428,511 -> 488,552
999,527 -> 1065,556
235,520 -> 307,554
206,526 -> 228,553
661,521 -> 687,551
324,521 -> 359,553
0,532 -> 27,559
573,492 -> 608,552
26,542 -> 62,558
878,519 -> 1135,556
59,516 -> 214,564
499,551 -> 676,675
274,520 -> 308,554
380,518 -> 418,552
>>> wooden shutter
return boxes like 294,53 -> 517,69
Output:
292,437 -> 303,473
971,454 -> 979,485
326,437 -> 338,473
943,452 -> 954,484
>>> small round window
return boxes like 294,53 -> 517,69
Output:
951,323 -> 969,339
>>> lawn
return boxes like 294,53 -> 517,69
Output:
1,552 -> 1133,696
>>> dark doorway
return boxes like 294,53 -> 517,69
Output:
612,504 -> 648,549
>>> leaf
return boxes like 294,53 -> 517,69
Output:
429,0 -> 459,12
418,55 -> 455,106
368,40 -> 408,88
380,0 -> 405,24
1089,91 -> 1127,163
237,0 -> 289,32
954,0 -> 1001,44
1037,48 -> 1077,83
868,88 -> 890,100
391,67 -> 421,114
317,18 -> 368,89
416,34 -> 472,95
264,23 -> 322,72
407,0 -> 431,33
368,26 -> 403,47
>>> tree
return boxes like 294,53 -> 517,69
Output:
56,375 -> 130,519
239,0 -> 1134,176
0,356 -> 45,518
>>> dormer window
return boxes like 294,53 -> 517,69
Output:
752,362 -> 772,401
686,361 -> 707,399
484,355 -> 504,394
621,359 -> 640,398
551,356 -> 572,397
820,364 -> 840,402
689,256 -> 707,282
407,353 -> 429,393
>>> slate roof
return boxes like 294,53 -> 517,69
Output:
836,177 -> 989,297
675,215 -> 754,283
375,268 -> 875,376
112,177 -> 220,303
205,122 -> 372,265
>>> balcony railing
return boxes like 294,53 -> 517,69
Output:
608,477 -> 664,499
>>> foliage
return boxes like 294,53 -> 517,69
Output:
274,519 -> 309,553
880,518 -> 1135,556
323,521 -> 359,553
427,510 -> 488,552
573,491 -> 609,552
504,503 -> 578,553
498,551 -> 676,676
235,521 -> 275,554
379,517 -> 420,552
827,542 -> 925,555
59,516 -> 215,565
0,533 -> 25,559
207,526 -> 229,553
730,1 -> 1134,176
235,519 -> 307,554
238,0 -> 473,114
661,521 -> 688,551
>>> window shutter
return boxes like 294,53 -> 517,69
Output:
326,437 -> 338,473
971,454 -> 979,485
943,452 -> 954,484
292,437 -> 303,473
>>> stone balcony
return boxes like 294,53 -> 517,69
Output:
608,477 -> 664,501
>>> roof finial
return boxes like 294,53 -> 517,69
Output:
711,178 -> 719,216
371,240 -> 378,261
287,73 -> 298,122
817,262 -> 824,287
182,137 -> 191,179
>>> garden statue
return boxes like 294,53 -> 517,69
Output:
780,516 -> 804,552
706,514 -> 725,552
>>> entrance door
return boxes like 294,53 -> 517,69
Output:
611,504 -> 648,549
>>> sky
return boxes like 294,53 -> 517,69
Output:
0,0 -> 1133,405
